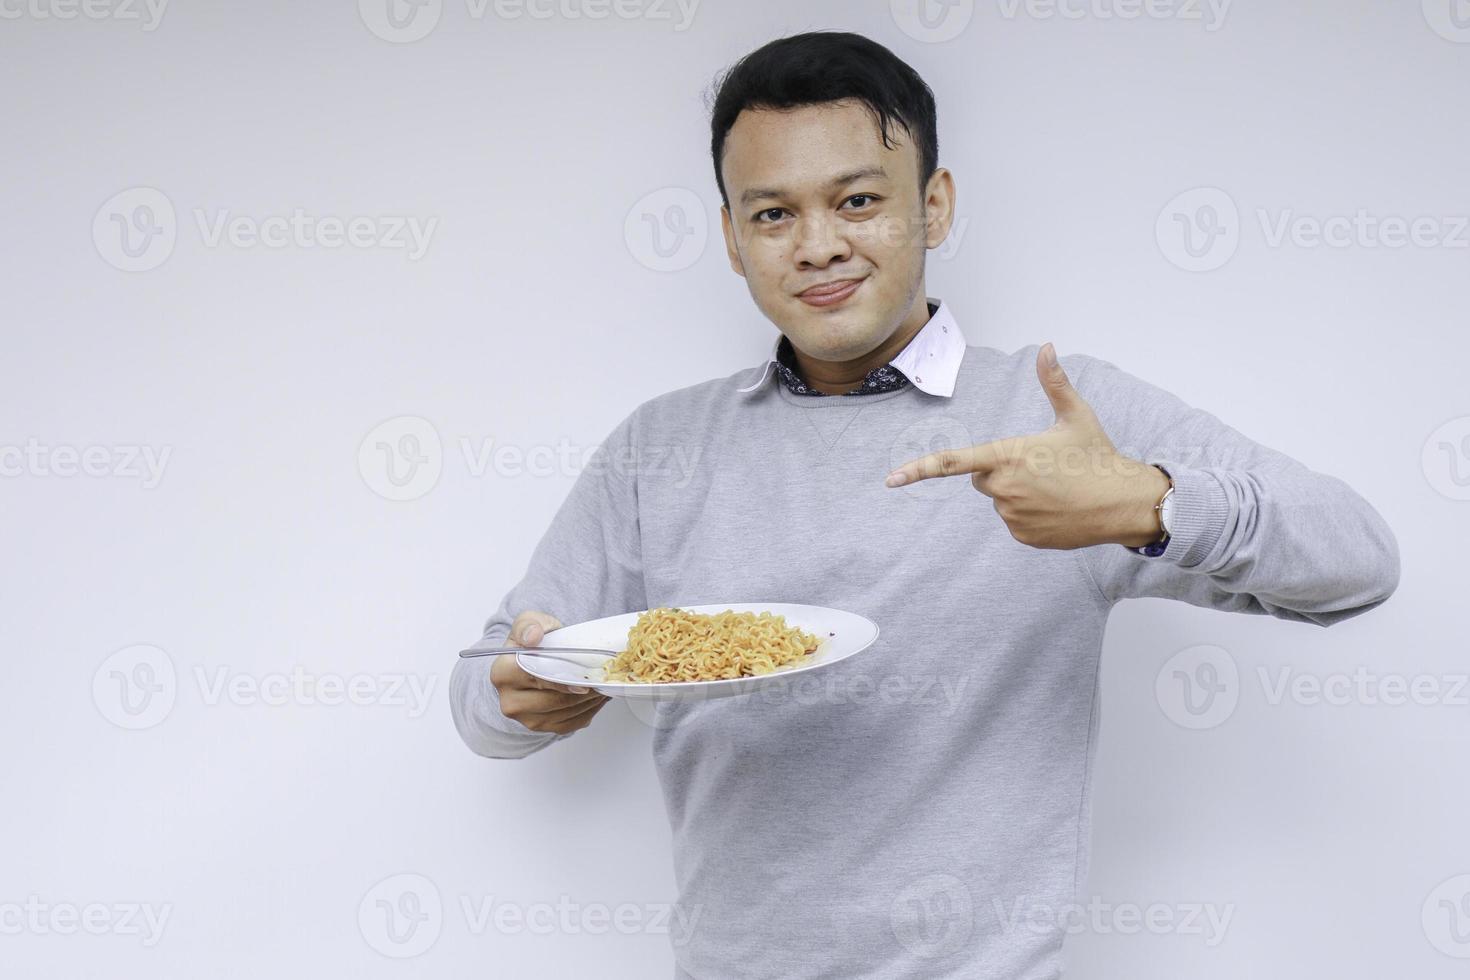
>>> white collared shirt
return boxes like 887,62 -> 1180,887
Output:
735,296 -> 968,398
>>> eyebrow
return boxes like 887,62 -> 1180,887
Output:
738,166 -> 891,208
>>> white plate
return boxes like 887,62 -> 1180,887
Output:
515,602 -> 879,702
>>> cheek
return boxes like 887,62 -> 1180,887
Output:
743,238 -> 793,281
863,215 -> 920,252
755,232 -> 793,260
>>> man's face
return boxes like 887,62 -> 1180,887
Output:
719,99 -> 952,363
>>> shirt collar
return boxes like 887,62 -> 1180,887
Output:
735,296 -> 967,398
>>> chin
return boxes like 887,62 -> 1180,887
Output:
769,295 -> 881,354
796,328 -> 879,363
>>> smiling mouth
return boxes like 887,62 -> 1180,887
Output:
797,276 -> 866,308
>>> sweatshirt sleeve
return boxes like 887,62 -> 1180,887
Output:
449,409 -> 648,760
1068,352 -> 1400,628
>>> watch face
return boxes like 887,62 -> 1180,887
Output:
1160,492 -> 1175,534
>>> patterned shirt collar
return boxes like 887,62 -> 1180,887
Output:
735,296 -> 967,398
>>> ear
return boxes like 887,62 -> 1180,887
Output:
720,206 -> 746,278
922,167 -> 957,251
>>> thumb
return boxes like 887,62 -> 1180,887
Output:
512,613 -> 587,693
1036,342 -> 1090,425
514,611 -> 564,647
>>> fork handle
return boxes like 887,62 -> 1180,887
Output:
458,645 -> 616,661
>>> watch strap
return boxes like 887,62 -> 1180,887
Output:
1131,464 -> 1174,558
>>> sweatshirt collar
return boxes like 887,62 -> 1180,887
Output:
735,296 -> 966,398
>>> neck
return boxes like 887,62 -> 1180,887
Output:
792,295 -> 932,396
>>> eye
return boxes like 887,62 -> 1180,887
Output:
752,208 -> 787,224
844,194 -> 880,210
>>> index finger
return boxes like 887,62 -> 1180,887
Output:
504,656 -> 593,696
532,674 -> 595,696
885,436 -> 1023,487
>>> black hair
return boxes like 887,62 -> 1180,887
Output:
706,30 -> 939,212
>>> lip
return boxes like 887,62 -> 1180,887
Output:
799,276 -> 864,307
797,276 -> 866,308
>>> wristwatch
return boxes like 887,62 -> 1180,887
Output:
1132,465 -> 1175,558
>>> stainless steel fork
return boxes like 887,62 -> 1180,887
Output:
457,645 -> 617,668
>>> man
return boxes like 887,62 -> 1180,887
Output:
450,30 -> 1399,980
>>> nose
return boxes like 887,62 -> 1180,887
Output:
792,211 -> 853,268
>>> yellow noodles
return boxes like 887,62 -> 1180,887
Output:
600,607 -> 822,683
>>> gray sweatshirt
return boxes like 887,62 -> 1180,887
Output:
449,340 -> 1399,980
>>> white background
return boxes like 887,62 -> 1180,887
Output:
2,1 -> 1467,976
